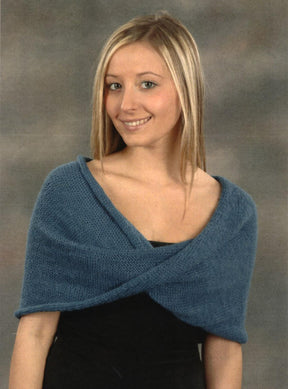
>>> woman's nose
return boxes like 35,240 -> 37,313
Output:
120,88 -> 138,111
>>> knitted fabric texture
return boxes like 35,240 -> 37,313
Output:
16,155 -> 258,343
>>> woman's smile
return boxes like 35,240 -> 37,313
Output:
121,116 -> 152,130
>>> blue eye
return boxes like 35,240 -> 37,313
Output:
141,81 -> 156,89
107,82 -> 121,91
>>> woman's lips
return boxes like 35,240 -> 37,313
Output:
121,116 -> 152,129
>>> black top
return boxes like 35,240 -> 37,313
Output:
43,241 -> 206,389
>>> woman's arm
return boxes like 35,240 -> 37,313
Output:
9,311 -> 60,389
203,334 -> 242,389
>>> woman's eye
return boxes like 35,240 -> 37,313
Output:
141,81 -> 156,89
107,82 -> 121,91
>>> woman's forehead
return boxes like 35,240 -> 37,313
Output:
106,42 -> 170,77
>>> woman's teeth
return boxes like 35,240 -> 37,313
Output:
124,117 -> 151,127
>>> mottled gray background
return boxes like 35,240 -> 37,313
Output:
1,0 -> 287,387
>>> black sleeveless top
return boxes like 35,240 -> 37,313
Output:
43,241 -> 206,389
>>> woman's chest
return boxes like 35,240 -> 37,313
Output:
95,174 -> 220,243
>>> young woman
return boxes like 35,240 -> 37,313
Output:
9,12 -> 257,389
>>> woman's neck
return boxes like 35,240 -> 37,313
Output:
113,142 -> 194,187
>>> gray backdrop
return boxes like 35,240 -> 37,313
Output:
1,0 -> 287,387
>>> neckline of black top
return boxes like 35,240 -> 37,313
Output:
149,240 -> 185,247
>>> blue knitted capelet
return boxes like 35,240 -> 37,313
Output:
16,155 -> 258,344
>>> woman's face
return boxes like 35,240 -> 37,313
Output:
104,41 -> 182,148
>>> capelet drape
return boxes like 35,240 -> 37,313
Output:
15,155 -> 257,344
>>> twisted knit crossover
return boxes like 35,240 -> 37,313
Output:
16,155 -> 258,343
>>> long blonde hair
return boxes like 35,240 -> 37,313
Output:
91,11 -> 206,188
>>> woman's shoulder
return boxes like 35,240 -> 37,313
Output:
86,153 -> 138,190
194,168 -> 222,204
46,159 -> 80,179
197,168 -> 256,219
35,157 -> 85,199
86,153 -> 126,177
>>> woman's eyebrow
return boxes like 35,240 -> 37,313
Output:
105,71 -> 163,78
137,71 -> 163,78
